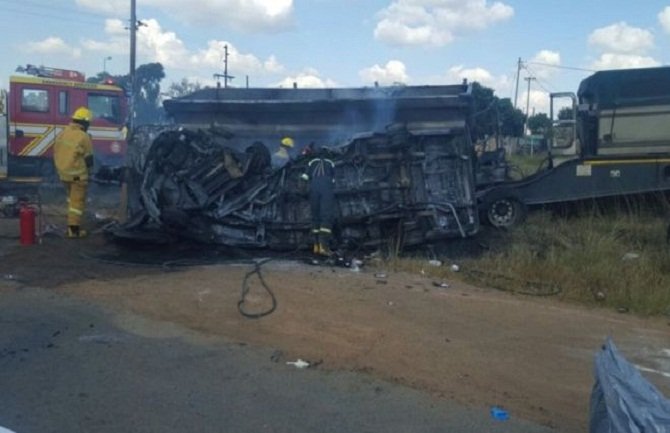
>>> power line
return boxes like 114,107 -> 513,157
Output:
0,0 -> 112,19
522,64 -> 554,93
524,61 -> 596,73
0,1 -> 109,27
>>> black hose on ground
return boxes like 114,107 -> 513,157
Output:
237,258 -> 278,319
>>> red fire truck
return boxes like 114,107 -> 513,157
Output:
0,64 -> 128,182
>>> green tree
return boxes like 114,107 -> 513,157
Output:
88,62 -> 166,126
497,98 -> 525,137
557,106 -> 573,120
165,78 -> 203,98
526,112 -> 551,135
133,62 -> 165,125
470,82 -> 525,140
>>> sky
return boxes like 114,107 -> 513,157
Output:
0,0 -> 669,115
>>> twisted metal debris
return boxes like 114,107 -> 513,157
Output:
115,124 -> 479,250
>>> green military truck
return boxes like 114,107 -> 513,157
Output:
479,66 -> 670,227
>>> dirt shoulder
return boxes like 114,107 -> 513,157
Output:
1,204 -> 669,432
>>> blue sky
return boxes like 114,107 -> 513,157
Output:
1,0 -> 669,114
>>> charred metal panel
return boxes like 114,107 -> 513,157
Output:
163,84 -> 473,153
118,124 -> 478,249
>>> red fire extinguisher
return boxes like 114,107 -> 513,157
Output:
19,204 -> 36,245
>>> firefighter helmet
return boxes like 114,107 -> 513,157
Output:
281,137 -> 294,148
72,107 -> 93,122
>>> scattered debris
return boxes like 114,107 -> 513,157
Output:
622,252 -> 640,261
286,359 -> 310,369
374,272 -> 388,279
432,281 -> 450,289
490,406 -> 509,421
197,289 -> 211,303
428,260 -> 442,267
450,264 -> 460,272
270,349 -> 283,363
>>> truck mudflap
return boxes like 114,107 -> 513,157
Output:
115,125 -> 479,250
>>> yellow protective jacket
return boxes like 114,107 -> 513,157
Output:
54,122 -> 93,182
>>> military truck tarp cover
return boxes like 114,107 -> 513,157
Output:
578,66 -> 670,152
578,66 -> 670,109
116,83 -> 479,250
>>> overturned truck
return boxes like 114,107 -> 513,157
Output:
117,83 -> 479,250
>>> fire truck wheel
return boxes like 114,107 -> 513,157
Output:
486,197 -> 526,228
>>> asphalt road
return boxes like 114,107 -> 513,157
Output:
0,286 -> 556,433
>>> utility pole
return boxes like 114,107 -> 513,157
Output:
513,57 -> 522,109
524,76 -> 536,155
129,0 -> 136,131
103,56 -> 112,74
223,44 -> 230,88
214,44 -> 235,89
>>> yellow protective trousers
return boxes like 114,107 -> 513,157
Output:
63,180 -> 88,226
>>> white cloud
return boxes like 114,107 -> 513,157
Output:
526,50 -> 560,79
374,0 -> 514,47
189,41 -> 285,79
275,68 -> 337,88
77,0 -> 293,32
444,65 -> 511,96
81,19 -> 128,55
446,65 -> 492,84
79,18 -> 284,84
519,89 -> 549,117
359,60 -> 410,85
659,6 -> 670,34
588,22 -> 654,54
24,37 -> 82,59
136,19 -> 192,68
586,22 -> 660,72
591,53 -> 660,70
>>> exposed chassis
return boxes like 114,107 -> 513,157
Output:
116,124 -> 479,250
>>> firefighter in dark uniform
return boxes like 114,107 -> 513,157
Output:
301,147 -> 336,256
53,106 -> 94,238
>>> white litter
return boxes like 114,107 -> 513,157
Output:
286,359 -> 310,369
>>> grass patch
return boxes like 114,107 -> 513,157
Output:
506,153 -> 549,179
387,209 -> 670,316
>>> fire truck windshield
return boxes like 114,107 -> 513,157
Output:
88,93 -> 121,123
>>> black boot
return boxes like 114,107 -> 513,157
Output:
67,225 -> 88,238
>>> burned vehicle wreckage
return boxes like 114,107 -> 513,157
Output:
115,83 -> 480,251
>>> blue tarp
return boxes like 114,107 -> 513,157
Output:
590,338 -> 670,433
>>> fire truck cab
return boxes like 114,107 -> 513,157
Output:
3,65 -> 128,182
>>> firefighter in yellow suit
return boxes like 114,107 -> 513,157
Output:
53,107 -> 94,238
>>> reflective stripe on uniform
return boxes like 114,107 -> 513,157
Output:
68,207 -> 83,215
319,227 -> 332,234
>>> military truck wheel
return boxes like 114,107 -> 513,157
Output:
486,197 -> 526,228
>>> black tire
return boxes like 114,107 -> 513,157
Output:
486,197 -> 526,228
